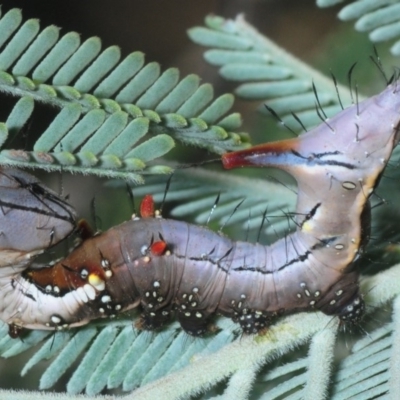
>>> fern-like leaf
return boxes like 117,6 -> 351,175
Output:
318,0 -> 400,56
188,15 -> 355,132
0,8 -> 249,180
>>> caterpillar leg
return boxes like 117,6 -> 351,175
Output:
138,307 -> 172,331
232,309 -> 277,334
176,310 -> 213,337
317,275 -> 365,325
336,293 -> 365,325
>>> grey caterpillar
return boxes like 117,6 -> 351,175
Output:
1,81 -> 400,336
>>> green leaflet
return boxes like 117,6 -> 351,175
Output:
0,8 -> 247,179
189,14 -> 355,132
333,0 -> 400,55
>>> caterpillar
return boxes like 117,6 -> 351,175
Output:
2,81 -> 400,337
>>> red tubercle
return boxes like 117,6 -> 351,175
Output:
140,194 -> 155,218
222,139 -> 298,170
222,150 -> 255,170
150,241 -> 168,256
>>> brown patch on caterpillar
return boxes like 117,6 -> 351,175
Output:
76,218 -> 95,241
24,260 -> 107,297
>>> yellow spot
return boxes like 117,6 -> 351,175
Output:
88,274 -> 106,291
301,220 -> 313,232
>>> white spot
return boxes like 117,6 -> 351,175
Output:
101,258 -> 110,268
141,245 -> 148,255
53,286 -> 60,294
51,315 -> 61,324
105,270 -> 113,278
342,181 -> 356,190
181,304 -> 187,310
153,281 -> 160,288
354,298 -> 360,305
191,302 -> 197,307
305,290 -> 311,297
330,299 -> 336,305
335,244 -> 344,250
309,300 -> 316,306
192,287 -> 199,293
336,290 -> 343,296
297,293 -> 302,298
157,297 -> 163,302
196,312 -> 202,318
300,282 -> 306,288
240,294 -> 246,299
80,269 -> 89,279
101,295 -> 112,303
185,312 -> 191,317
45,285 -> 52,293
314,291 -> 320,297
115,304 -> 122,311
99,308 -> 105,313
